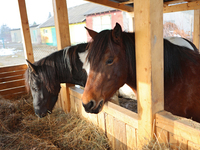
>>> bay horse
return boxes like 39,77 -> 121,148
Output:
82,23 -> 200,122
25,43 -> 88,118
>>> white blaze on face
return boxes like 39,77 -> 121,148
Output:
78,50 -> 90,75
165,37 -> 194,50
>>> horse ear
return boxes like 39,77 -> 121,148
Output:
26,59 -> 37,74
85,26 -> 98,39
112,23 -> 122,43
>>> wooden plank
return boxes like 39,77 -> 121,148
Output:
53,0 -> 71,50
156,111 -> 200,145
120,0 -> 134,4
66,83 -> 74,113
0,70 -> 26,79
60,83 -> 74,113
69,86 -> 83,100
188,141 -> 200,150
0,64 -> 27,73
18,0 -> 34,63
2,91 -> 27,99
86,0 -> 133,12
126,124 -> 137,150
156,127 -> 169,144
87,113 -> 98,126
164,1 -> 200,13
55,92 -> 61,108
103,101 -> 138,128
70,95 -> 75,112
193,9 -> 200,51
0,74 -> 24,83
60,84 -> 68,113
0,79 -> 25,90
74,97 -> 82,115
69,86 -> 138,128
113,118 -> 127,150
164,0 -> 196,6
169,132 -> 187,150
0,86 -> 26,95
56,92 -> 63,109
98,112 -> 106,132
134,0 -> 164,147
105,114 -> 115,149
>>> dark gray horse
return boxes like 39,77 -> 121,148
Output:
25,43 -> 88,118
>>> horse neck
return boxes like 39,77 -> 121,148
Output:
122,32 -> 137,92
60,47 -> 87,86
43,50 -> 71,83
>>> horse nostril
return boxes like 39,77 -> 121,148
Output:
83,100 -> 95,112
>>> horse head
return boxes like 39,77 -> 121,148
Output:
25,60 -> 60,118
82,23 -> 136,113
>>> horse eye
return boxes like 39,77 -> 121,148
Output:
106,58 -> 114,65
33,87 -> 39,92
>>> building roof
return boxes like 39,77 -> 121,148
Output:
39,3 -> 116,28
10,24 -> 40,31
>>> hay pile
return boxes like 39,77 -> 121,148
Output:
0,94 -> 110,150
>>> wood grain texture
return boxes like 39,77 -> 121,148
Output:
85,0 -> 133,12
0,64 -> 27,72
135,0 -> 164,147
193,9 -> 200,51
156,111 -> 200,145
18,0 -> 34,63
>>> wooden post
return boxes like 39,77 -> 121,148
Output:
18,0 -> 34,63
193,10 -> 200,51
134,0 -> 164,147
52,0 -> 71,50
53,0 -> 72,113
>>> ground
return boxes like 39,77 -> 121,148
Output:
0,43 -> 57,67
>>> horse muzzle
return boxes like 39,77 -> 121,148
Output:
82,99 -> 104,114
34,109 -> 52,118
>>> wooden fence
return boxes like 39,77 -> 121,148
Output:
0,64 -> 27,99
1,64 -> 200,149
58,84 -> 200,150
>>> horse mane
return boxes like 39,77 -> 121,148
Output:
87,29 -> 200,82
24,50 -> 65,94
25,43 -> 89,94
164,39 -> 199,81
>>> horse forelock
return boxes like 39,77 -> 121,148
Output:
35,55 -> 61,94
87,30 -> 117,69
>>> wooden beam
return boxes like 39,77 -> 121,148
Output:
135,0 -> 164,147
60,83 -> 75,113
120,0 -> 134,5
18,0 -> 34,63
53,0 -> 71,112
85,0 -> 133,12
193,9 -> 200,51
164,0 -> 195,6
156,111 -> 200,145
53,0 -> 71,50
164,1 -> 200,13
0,64 -> 27,72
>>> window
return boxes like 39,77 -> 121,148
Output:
93,15 -> 111,32
43,29 -> 48,34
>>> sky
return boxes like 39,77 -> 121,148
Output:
0,0 -> 88,29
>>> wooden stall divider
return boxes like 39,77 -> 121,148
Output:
18,0 -> 34,63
